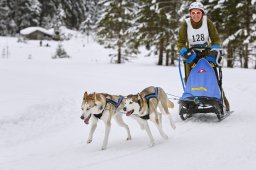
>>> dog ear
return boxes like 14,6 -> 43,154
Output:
93,92 -> 96,101
137,93 -> 141,100
83,91 -> 88,100
138,93 -> 146,112
137,93 -> 142,105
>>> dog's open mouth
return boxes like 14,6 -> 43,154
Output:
84,114 -> 91,124
126,109 -> 134,116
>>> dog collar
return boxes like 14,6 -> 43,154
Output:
140,114 -> 150,120
93,113 -> 103,119
95,102 -> 108,119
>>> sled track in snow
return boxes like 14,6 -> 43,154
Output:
0,98 -> 78,147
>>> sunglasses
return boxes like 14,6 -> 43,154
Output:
191,11 -> 202,15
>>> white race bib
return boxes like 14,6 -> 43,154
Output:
186,16 -> 209,47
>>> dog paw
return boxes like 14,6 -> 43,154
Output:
87,139 -> 92,144
101,146 -> 106,150
149,141 -> 155,147
162,135 -> 168,140
126,136 -> 132,141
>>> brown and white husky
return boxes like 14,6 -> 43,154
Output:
80,92 -> 131,150
122,86 -> 176,146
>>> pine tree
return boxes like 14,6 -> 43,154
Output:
15,0 -> 41,31
134,0 -> 168,65
162,0 -> 182,66
80,0 -> 102,40
61,0 -> 84,29
200,0 -> 238,67
132,0 -> 183,66
252,0 -> 256,69
0,0 -> 9,35
52,4 -> 65,40
38,0 -> 58,28
216,0 -> 256,68
0,0 -> 19,35
236,0 -> 256,68
96,0 -> 138,64
133,0 -> 155,53
52,43 -> 70,59
203,0 -> 222,29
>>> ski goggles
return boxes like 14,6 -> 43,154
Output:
191,11 -> 202,15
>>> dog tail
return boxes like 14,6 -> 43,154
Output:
158,87 -> 175,129
158,87 -> 174,112
167,99 -> 174,109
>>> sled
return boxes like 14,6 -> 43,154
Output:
178,48 -> 230,121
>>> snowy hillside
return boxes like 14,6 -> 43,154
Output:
0,36 -> 256,170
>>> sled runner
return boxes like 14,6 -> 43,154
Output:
178,47 -> 231,121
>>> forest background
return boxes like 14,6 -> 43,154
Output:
0,0 -> 255,68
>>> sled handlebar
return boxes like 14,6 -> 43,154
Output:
187,46 -> 224,67
188,46 -> 211,52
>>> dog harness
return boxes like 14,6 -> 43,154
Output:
141,87 -> 159,120
145,87 -> 158,105
94,96 -> 124,119
106,96 -> 124,108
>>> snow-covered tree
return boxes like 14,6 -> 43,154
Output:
14,0 -> 41,31
163,0 -> 182,66
134,0 -> 181,66
38,0 -> 57,28
96,0 -> 138,63
0,0 -> 9,35
80,0 -> 102,41
52,43 -> 70,59
212,0 -> 256,68
51,5 -> 65,40
235,0 -> 256,68
61,0 -> 84,29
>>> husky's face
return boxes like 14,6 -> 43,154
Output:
80,92 -> 105,124
123,94 -> 143,116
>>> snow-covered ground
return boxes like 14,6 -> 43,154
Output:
0,36 -> 256,170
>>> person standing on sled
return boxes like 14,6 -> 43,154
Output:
177,2 -> 230,111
